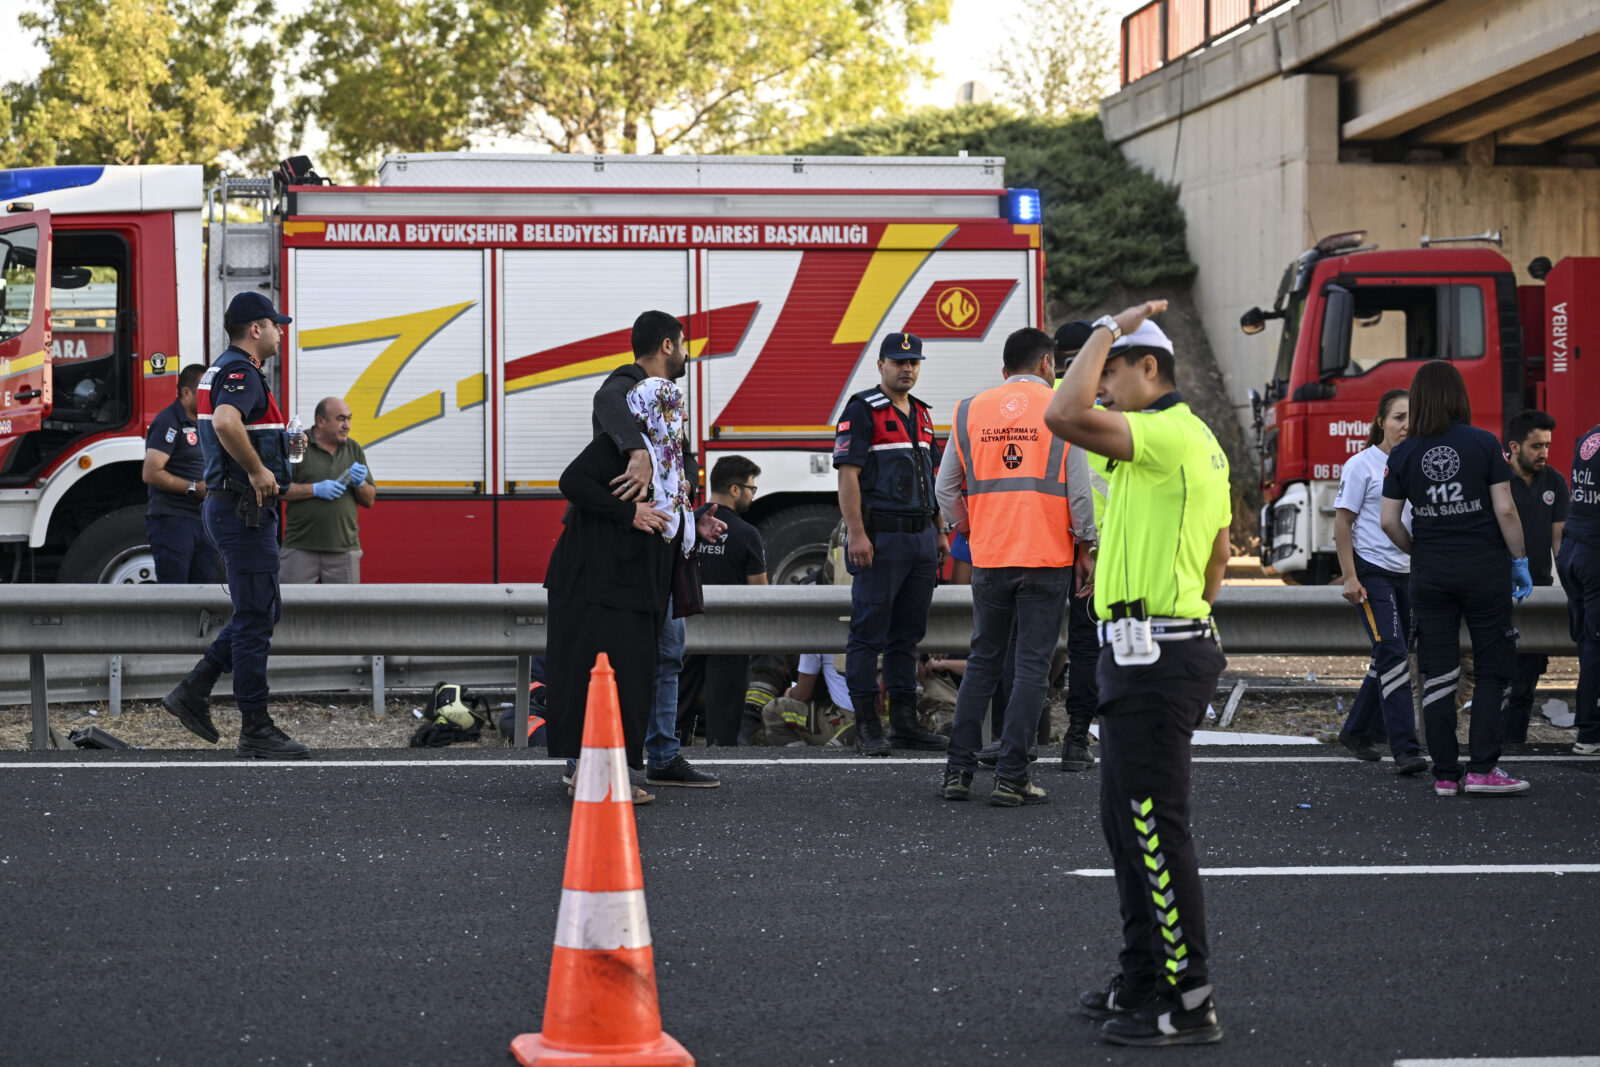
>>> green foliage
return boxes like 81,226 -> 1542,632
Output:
5,0 -> 282,180
491,0 -> 950,155
798,104 -> 1194,312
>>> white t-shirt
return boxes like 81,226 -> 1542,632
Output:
1334,444 -> 1412,573
797,654 -> 851,709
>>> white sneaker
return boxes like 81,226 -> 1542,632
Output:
1573,741 -> 1600,756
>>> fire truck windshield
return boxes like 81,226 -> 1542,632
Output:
1271,289 -> 1305,392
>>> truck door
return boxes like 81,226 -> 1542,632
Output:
0,211 -> 53,472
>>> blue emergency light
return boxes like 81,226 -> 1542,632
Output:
0,166 -> 106,204
1006,188 -> 1041,224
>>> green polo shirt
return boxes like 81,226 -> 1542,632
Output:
284,438 -> 373,554
1094,399 -> 1230,622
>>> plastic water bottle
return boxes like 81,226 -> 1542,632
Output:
286,415 -> 307,464
337,467 -> 354,487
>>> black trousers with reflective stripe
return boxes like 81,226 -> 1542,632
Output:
1097,637 -> 1225,995
1411,557 -> 1514,778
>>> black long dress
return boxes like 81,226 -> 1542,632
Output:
543,434 -> 677,767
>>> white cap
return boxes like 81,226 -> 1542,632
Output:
1109,319 -> 1173,355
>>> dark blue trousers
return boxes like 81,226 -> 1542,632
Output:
1556,539 -> 1600,745
146,513 -> 222,584
200,495 -> 282,713
1341,554 -> 1421,758
845,527 -> 937,701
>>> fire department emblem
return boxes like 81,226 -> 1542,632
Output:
935,286 -> 980,331
1543,489 -> 1556,505
1421,446 -> 1460,482
149,352 -> 167,374
1581,432 -> 1600,462
999,392 -> 1029,420
1003,443 -> 1023,469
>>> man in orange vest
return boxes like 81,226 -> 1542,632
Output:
937,327 -> 1097,805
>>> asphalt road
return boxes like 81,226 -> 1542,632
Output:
2,746 -> 1597,1067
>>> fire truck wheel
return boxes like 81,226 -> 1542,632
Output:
58,506 -> 158,584
1282,554 -> 1339,587
758,503 -> 842,586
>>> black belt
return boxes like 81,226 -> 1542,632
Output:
867,513 -> 930,533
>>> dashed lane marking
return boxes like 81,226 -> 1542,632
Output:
1071,864 -> 1600,877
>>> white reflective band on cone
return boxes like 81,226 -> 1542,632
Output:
572,746 -> 631,803
553,888 -> 653,950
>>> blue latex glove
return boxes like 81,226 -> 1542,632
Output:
312,479 -> 347,501
1511,556 -> 1532,602
347,462 -> 368,485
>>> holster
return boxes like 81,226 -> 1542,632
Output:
222,478 -> 262,528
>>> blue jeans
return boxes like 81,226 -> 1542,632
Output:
146,512 -> 222,584
845,527 -> 938,700
1341,554 -> 1421,758
648,595 -> 686,768
200,495 -> 281,712
946,565 -> 1071,780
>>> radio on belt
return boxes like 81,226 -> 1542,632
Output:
1108,599 -> 1160,666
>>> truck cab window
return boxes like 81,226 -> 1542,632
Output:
0,226 -> 40,341
1333,283 -> 1485,377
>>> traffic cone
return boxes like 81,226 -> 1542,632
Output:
511,653 -> 694,1067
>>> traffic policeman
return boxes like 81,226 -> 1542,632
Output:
162,291 -> 308,759
1044,303 -> 1230,1047
834,332 -> 949,755
1556,419 -> 1600,755
937,327 -> 1095,805
141,362 -> 220,583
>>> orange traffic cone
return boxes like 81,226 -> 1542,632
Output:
511,653 -> 694,1067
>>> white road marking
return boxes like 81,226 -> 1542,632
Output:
1395,1059 -> 1600,1066
1071,864 -> 1600,877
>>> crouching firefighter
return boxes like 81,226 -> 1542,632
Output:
1044,306 -> 1232,1046
834,332 -> 949,755
162,292 -> 309,759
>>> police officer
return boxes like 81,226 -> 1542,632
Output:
834,332 -> 949,755
1380,360 -> 1530,795
162,292 -> 308,759
141,363 -> 220,583
1045,302 -> 1230,1046
1557,419 -> 1600,756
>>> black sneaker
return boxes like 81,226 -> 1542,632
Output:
989,774 -> 1046,807
1338,730 -> 1381,761
1392,752 -> 1429,776
645,755 -> 720,788
977,742 -> 1038,766
237,724 -> 310,760
941,768 -> 974,801
1079,975 -> 1156,1021
1100,989 -> 1222,1046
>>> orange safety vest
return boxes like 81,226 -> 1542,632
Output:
953,380 -> 1075,569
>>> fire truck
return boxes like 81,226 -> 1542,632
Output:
1241,229 -> 1599,583
0,154 -> 1045,583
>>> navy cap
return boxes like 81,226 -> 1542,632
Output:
1054,320 -> 1094,354
878,332 -> 924,360
224,291 -> 292,328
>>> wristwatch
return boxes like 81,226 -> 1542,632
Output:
186,481 -> 198,498
1092,314 -> 1123,342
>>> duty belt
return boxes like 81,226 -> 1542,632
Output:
866,512 -> 930,533
1096,616 -> 1215,645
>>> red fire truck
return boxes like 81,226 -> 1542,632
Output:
0,155 -> 1045,583
1241,230 -> 1599,583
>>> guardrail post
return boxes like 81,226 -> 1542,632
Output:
29,653 -> 48,751
371,655 -> 385,719
515,654 -> 532,750
109,655 -> 122,718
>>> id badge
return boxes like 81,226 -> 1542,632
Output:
1109,617 -> 1161,666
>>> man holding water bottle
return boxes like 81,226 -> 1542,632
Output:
282,396 -> 377,584
162,292 -> 309,759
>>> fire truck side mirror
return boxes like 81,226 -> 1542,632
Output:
1318,286 -> 1353,379
1240,307 -> 1268,335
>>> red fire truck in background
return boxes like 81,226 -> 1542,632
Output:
0,154 -> 1045,583
1242,229 -> 1598,583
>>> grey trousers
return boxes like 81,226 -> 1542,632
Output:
280,546 -> 362,584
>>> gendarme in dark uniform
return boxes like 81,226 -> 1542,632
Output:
161,291 -> 308,759
833,332 -> 949,755
1557,422 -> 1600,753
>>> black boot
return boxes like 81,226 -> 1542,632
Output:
887,692 -> 948,751
1061,715 -> 1096,771
853,696 -> 890,757
162,659 -> 223,744
237,708 -> 310,760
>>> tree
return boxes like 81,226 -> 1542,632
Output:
286,0 -> 516,183
798,104 -> 1194,312
990,0 -> 1116,116
491,0 -> 950,155
7,0 -> 282,178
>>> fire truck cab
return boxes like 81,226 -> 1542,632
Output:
1243,230 -> 1599,583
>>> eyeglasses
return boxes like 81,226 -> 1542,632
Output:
734,484 -> 758,495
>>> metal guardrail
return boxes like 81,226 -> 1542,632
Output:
1121,0 -> 1294,86
2,585 -> 1575,750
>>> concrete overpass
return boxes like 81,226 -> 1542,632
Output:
1101,0 -> 1600,433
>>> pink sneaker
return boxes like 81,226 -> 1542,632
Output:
1434,779 -> 1459,797
1463,767 -> 1530,795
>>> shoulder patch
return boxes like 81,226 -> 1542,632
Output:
837,420 -> 850,432
164,427 -> 177,444
226,371 -> 246,380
